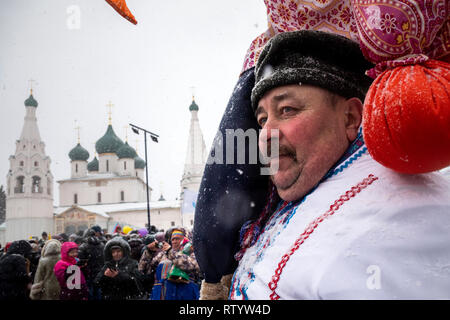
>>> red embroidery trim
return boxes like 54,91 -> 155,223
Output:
268,174 -> 379,300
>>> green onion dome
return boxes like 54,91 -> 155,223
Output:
134,155 -> 146,169
87,157 -> 99,172
25,94 -> 38,107
68,143 -> 90,161
95,125 -> 124,154
117,141 -> 137,159
189,99 -> 199,111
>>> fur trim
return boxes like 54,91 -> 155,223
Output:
29,281 -> 43,300
200,274 -> 234,300
200,280 -> 229,300
221,274 -> 233,293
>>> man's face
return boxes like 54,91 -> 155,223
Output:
256,84 -> 353,202
111,248 -> 123,261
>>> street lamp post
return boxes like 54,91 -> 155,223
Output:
129,123 -> 159,232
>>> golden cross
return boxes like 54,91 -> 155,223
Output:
74,120 -> 81,144
28,79 -> 36,94
106,101 -> 114,125
123,125 -> 129,142
189,86 -> 196,101
134,138 -> 140,153
92,142 -> 97,157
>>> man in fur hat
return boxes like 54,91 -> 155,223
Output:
201,30 -> 450,300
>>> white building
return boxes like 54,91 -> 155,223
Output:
0,94 -> 207,245
2,90 -> 54,243
54,97 -> 207,235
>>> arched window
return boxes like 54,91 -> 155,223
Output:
75,163 -> 78,173
19,161 -> 24,166
32,176 -> 42,193
106,160 -> 109,172
124,161 -> 127,170
120,191 -> 125,201
74,193 -> 78,204
15,176 -> 25,193
34,161 -> 39,167
97,192 -> 102,203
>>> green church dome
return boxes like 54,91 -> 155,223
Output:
95,125 -> 124,155
117,141 -> 137,159
24,94 -> 38,107
134,155 -> 146,169
87,157 -> 99,171
68,143 -> 90,161
189,100 -> 199,111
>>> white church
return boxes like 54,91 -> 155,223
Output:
0,91 -> 207,244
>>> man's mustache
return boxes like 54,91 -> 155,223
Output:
265,142 -> 296,160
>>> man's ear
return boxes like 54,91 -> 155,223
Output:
344,97 -> 363,142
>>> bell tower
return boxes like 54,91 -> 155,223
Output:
5,88 -> 54,241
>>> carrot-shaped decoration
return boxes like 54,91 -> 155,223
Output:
105,0 -> 137,25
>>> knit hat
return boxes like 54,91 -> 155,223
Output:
171,229 -> 185,239
251,30 -> 374,111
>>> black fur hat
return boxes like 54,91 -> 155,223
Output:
251,30 -> 374,110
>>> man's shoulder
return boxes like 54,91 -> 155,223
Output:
342,153 -> 450,204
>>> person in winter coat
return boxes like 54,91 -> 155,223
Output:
30,239 -> 61,300
0,240 -> 32,300
95,236 -> 144,300
53,242 -> 88,300
28,242 -> 41,282
150,229 -> 201,300
128,234 -> 144,262
78,228 -> 105,300
138,233 -> 165,296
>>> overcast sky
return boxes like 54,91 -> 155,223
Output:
0,0 -> 268,204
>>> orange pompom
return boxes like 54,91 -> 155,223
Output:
363,59 -> 450,174
105,0 -> 137,25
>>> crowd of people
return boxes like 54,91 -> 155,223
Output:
0,226 -> 202,300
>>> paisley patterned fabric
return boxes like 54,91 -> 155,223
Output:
242,0 -> 449,76
241,0 -> 360,74
352,0 -> 449,77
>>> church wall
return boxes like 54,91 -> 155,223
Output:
108,206 -> 182,232
5,217 -> 54,243
71,160 -> 88,178
6,197 -> 54,219
118,159 -> 134,176
136,168 -> 144,180
59,177 -> 148,206
0,227 -> 5,247
98,153 -> 118,173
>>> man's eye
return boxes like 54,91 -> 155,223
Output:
281,106 -> 294,114
258,117 -> 267,126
